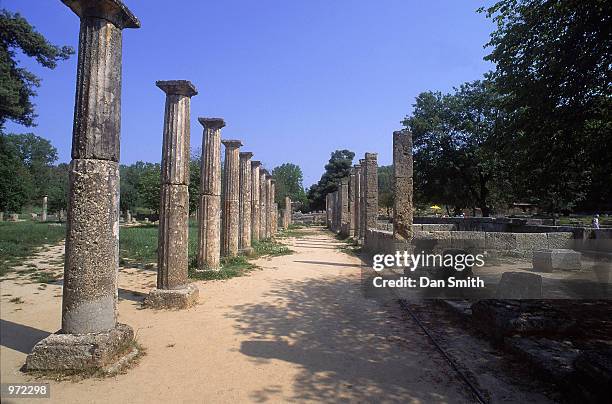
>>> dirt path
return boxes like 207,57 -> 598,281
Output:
2,227 -> 475,403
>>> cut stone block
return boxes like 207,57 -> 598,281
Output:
547,232 -> 574,249
532,249 -> 582,272
26,323 -> 134,371
144,284 -> 199,310
495,272 -> 542,299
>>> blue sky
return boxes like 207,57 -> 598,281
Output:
3,0 -> 494,187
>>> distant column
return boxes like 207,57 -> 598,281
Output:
41,196 -> 48,222
197,118 -> 225,270
269,178 -> 276,235
259,171 -> 268,239
251,161 -> 262,242
353,164 -> 361,239
264,174 -> 272,238
340,177 -> 349,236
363,153 -> 379,243
27,0 -> 140,372
283,196 -> 291,229
333,190 -> 340,232
358,158 -> 366,242
221,140 -> 242,257
239,152 -> 253,254
393,130 -> 414,241
348,169 -> 356,236
144,80 -> 198,309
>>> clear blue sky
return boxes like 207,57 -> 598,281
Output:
4,0 -> 494,187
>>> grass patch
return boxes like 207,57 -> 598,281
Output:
189,255 -> 257,280
0,222 -> 66,276
252,239 -> 294,257
336,236 -> 362,256
29,271 -> 61,284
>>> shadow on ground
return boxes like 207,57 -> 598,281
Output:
0,319 -> 51,354
226,274 -> 469,403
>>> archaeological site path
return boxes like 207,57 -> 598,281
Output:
2,227 -> 476,403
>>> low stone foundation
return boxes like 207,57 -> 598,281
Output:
26,323 -> 134,371
144,284 -> 199,309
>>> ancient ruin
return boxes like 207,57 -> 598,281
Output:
27,0 -> 140,371
239,152 -> 253,254
144,80 -> 199,309
221,140 -> 242,257
197,118 -> 225,270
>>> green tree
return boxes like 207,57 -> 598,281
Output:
271,163 -> 307,209
307,149 -> 355,211
188,148 -> 201,215
0,10 -> 74,128
137,163 -> 161,213
481,0 -> 612,213
47,163 -> 69,213
378,165 -> 394,216
0,133 -> 58,212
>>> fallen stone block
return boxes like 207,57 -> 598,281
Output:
505,336 -> 580,381
532,249 -> 581,272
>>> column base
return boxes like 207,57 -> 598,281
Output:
26,323 -> 135,371
143,284 -> 199,309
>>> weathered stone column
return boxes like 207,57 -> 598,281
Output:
363,153 -> 379,244
393,130 -> 414,241
197,118 -> 224,270
348,169 -> 356,236
269,178 -> 276,235
221,140 -> 242,257
41,196 -> 48,222
273,203 -> 279,233
251,161 -> 262,242
340,177 -> 349,236
239,152 -> 253,254
283,196 -> 291,229
27,0 -> 139,372
358,158 -> 366,242
333,190 -> 340,232
353,164 -> 361,239
259,170 -> 268,239
144,80 -> 198,310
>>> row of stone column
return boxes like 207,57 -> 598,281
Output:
325,130 -> 414,243
27,0 -> 282,372
326,152 -> 380,244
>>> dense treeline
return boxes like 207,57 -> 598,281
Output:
402,0 -> 611,215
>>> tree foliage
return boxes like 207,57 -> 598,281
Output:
378,165 -> 394,215
307,149 -> 354,211
480,0 -> 612,212
0,10 -> 74,128
0,133 -> 57,212
271,163 -> 307,209
403,81 -> 507,216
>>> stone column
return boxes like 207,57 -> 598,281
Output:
353,164 -> 361,239
358,158 -> 366,242
349,169 -> 356,236
221,140 -> 242,257
27,0 -> 139,372
363,153 -> 379,244
269,178 -> 276,236
144,80 -> 198,309
393,130 -> 414,241
126,210 -> 132,223
197,118 -> 225,270
333,190 -> 340,232
259,170 -> 268,239
273,203 -> 279,233
239,152 -> 253,254
340,177 -> 349,236
0,211 -> 4,222
283,196 -> 291,229
41,196 -> 48,222
251,161 -> 261,242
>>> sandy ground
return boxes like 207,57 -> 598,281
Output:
3,228 -> 486,403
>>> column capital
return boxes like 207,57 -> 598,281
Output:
156,80 -> 198,97
354,164 -> 361,169
62,0 -> 140,29
222,139 -> 243,148
365,152 -> 378,160
198,117 -> 225,129
239,151 -> 254,160
251,160 -> 262,168
270,178 -> 276,184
